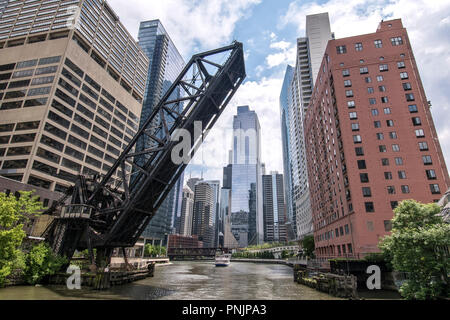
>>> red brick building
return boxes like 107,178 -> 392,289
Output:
304,19 -> 450,261
168,234 -> 203,249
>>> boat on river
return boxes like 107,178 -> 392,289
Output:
215,254 -> 231,267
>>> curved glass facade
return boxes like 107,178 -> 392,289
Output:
138,19 -> 185,245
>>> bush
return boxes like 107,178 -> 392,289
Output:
23,243 -> 67,285
0,191 -> 44,287
379,200 -> 450,300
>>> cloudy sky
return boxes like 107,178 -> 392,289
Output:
109,0 -> 450,185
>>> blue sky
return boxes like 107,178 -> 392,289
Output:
109,0 -> 450,185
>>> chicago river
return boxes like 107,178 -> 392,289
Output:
0,262 -> 339,300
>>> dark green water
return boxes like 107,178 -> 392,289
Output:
0,261 -> 342,300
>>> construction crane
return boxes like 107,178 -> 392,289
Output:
42,41 -> 246,268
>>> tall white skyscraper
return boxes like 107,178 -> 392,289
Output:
306,12 -> 333,85
280,12 -> 332,241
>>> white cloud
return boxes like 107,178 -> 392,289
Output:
280,0 -> 450,171
265,40 -> 296,69
108,0 -> 261,57
270,40 -> 292,50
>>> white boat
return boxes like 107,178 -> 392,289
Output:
215,254 -> 231,267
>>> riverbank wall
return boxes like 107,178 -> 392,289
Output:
47,263 -> 155,290
230,258 -> 297,266
293,265 -> 358,299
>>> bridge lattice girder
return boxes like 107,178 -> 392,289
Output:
43,42 -> 246,260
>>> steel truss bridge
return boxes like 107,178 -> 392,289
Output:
43,42 -> 246,268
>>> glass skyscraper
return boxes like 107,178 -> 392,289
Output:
230,106 -> 263,246
138,19 -> 185,245
279,65 -> 295,239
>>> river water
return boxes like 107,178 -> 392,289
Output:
0,261 -> 340,300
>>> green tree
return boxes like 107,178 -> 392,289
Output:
0,191 -> 44,286
301,235 -> 315,259
379,200 -> 450,300
23,242 -> 67,285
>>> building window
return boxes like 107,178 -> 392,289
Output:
358,160 -> 367,169
351,123 -> 360,131
385,172 -> 393,180
342,69 -> 350,77
395,157 -> 404,165
365,202 -> 375,212
16,121 -> 40,131
379,85 -> 386,92
405,93 -> 415,101
347,100 -> 355,108
379,145 -> 387,152
408,104 -> 418,113
379,64 -> 389,72
360,173 -> 369,183
353,135 -> 362,143
386,120 -> 394,127
422,155 -> 432,165
391,201 -> 399,210
403,82 -> 412,91
392,144 -> 400,152
384,107 -> 391,114
376,133 -> 384,140
346,90 -> 354,97
374,40 -> 382,48
344,80 -> 352,87
415,129 -> 425,138
337,45 -> 347,54
391,36 -> 403,46
382,158 -> 390,166
369,98 -> 376,105
349,112 -> 357,119
28,176 -> 51,190
426,169 -> 437,180
374,121 -> 381,128
397,61 -> 406,69
419,141 -> 429,151
381,97 -> 388,104
430,184 -> 441,194
412,117 -> 422,126
401,185 -> 410,194
355,42 -> 363,51
64,146 -> 84,161
398,171 -> 407,179
389,132 -> 398,139
387,186 -> 396,194
355,147 -> 364,156
365,77 -> 372,83
400,72 -> 409,80
367,87 -> 374,94
360,67 -> 369,74
11,133 -> 36,144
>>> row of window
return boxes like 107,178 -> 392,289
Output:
317,224 -> 350,242
337,37 -> 403,55
63,57 -> 139,126
0,56 -> 61,73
